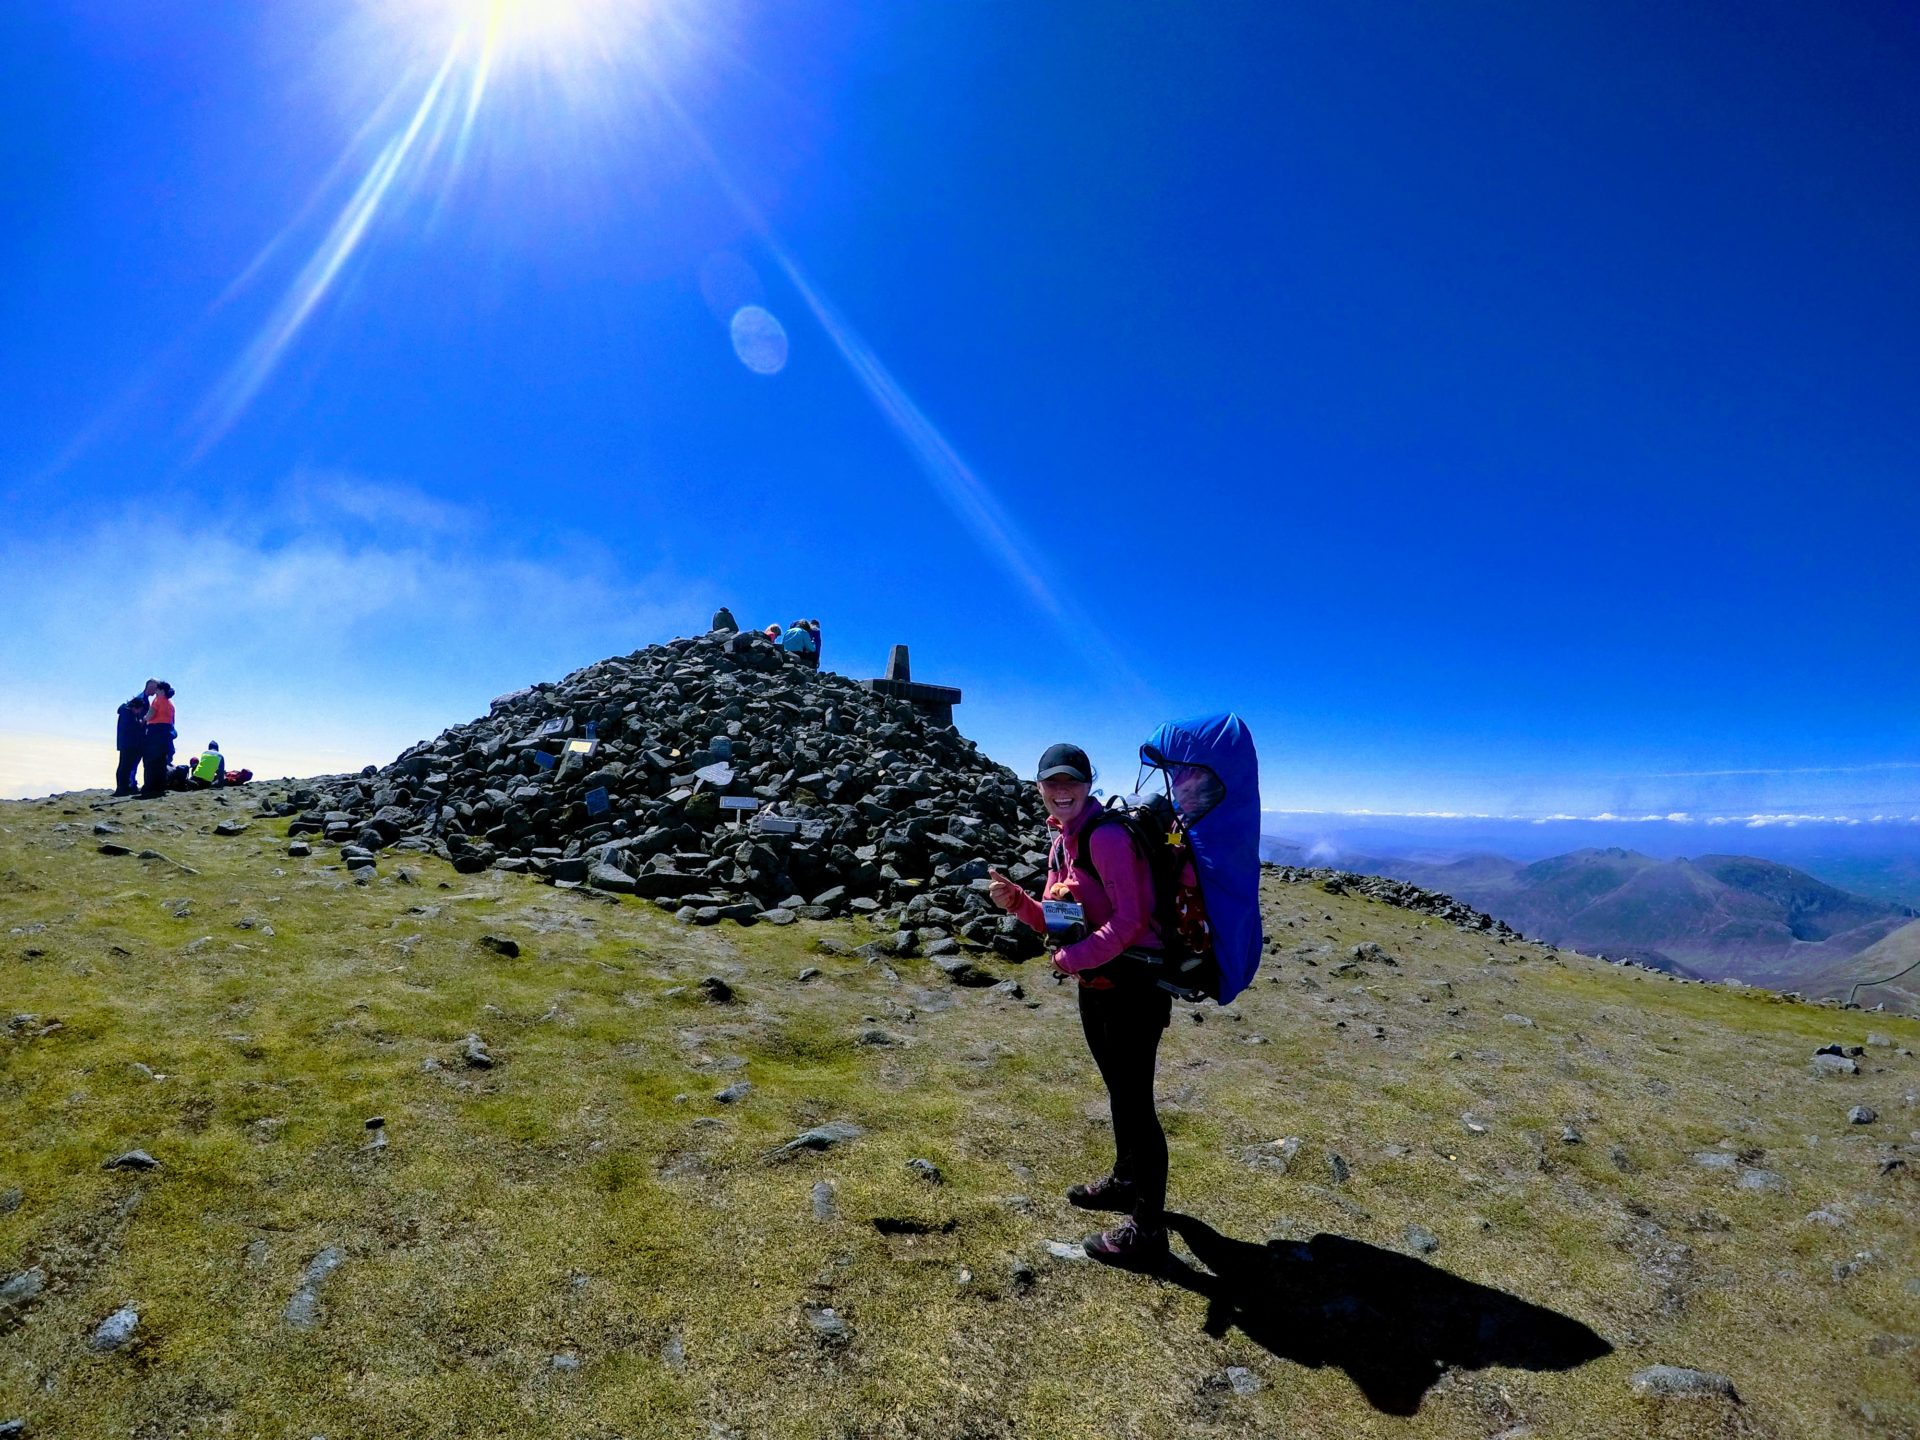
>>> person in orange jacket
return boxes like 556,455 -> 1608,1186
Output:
139,682 -> 176,799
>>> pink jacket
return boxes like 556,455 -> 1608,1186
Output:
1010,801 -> 1161,973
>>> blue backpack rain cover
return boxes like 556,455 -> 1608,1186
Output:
1139,712 -> 1263,1003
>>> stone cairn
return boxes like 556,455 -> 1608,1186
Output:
270,628 -> 1049,958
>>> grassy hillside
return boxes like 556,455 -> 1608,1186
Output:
1808,920 -> 1920,1017
3,788 -> 1918,1438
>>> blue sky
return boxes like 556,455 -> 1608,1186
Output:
2,0 -> 1916,819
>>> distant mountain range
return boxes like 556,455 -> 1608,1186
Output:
1263,839 -> 1919,1003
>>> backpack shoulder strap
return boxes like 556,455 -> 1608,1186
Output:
1074,800 -> 1140,885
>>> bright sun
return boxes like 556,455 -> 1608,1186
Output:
370,0 -> 677,86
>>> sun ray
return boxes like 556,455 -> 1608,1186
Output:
652,96 -> 1147,691
453,1 -> 504,169
192,37 -> 465,456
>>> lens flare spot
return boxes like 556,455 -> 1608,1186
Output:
729,305 -> 788,375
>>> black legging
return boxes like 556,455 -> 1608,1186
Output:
1077,979 -> 1173,1224
140,731 -> 173,796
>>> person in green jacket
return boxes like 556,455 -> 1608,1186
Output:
188,742 -> 227,788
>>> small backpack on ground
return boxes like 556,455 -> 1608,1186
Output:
1074,712 -> 1264,1003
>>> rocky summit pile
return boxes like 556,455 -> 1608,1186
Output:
1269,865 -> 1523,939
275,629 -> 1050,957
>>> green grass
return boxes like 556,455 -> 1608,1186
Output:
2,789 -> 1917,1437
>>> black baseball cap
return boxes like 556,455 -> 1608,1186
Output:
1036,743 -> 1092,783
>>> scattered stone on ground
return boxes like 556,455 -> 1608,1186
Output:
459,1034 -> 495,1069
1628,1364 -> 1739,1399
1240,1137 -> 1301,1174
1225,1366 -> 1262,1396
101,1149 -> 158,1172
768,1122 -> 862,1159
0,1268 -> 46,1310
803,1305 -> 850,1343
283,1246 -> 346,1329
87,1305 -> 139,1352
479,934 -> 520,958
1848,1105 -> 1877,1125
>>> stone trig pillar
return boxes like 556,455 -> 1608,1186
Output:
865,644 -> 962,727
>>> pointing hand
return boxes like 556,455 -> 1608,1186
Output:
986,867 -> 1022,912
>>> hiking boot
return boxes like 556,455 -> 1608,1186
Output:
1066,1176 -> 1137,1213
1084,1218 -> 1169,1270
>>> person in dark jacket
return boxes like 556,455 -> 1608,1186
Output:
711,606 -> 739,633
805,619 -> 823,671
113,688 -> 151,796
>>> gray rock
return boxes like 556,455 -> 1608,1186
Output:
588,863 -> 637,895
0,1189 -> 19,1215
1848,1105 -> 1878,1125
1502,1013 -> 1536,1028
479,934 -> 520,958
1225,1365 -> 1262,1396
459,1034 -> 495,1069
0,1268 -> 46,1307
550,1351 -> 581,1372
856,1029 -> 903,1047
0,1418 -> 22,1438
797,966 -> 821,981
698,976 -> 735,1004
932,955 -> 996,987
714,1082 -> 752,1105
811,1180 -> 836,1222
1737,1169 -> 1785,1192
1833,1249 -> 1877,1281
1403,1224 -> 1439,1255
804,1304 -> 850,1343
212,820 -> 249,837
907,1158 -> 943,1184
756,908 -> 796,925
88,1305 -> 139,1351
769,1121 -> 863,1159
1629,1364 -> 1737,1399
1560,1126 -> 1583,1145
1327,1152 -> 1351,1185
1812,1053 -> 1860,1076
1691,1151 -> 1738,1171
1045,1240 -> 1088,1262
661,1332 -> 686,1369
283,1246 -> 345,1328
102,1149 -> 159,1171
1242,1137 -> 1301,1175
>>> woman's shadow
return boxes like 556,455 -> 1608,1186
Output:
1158,1213 -> 1612,1416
